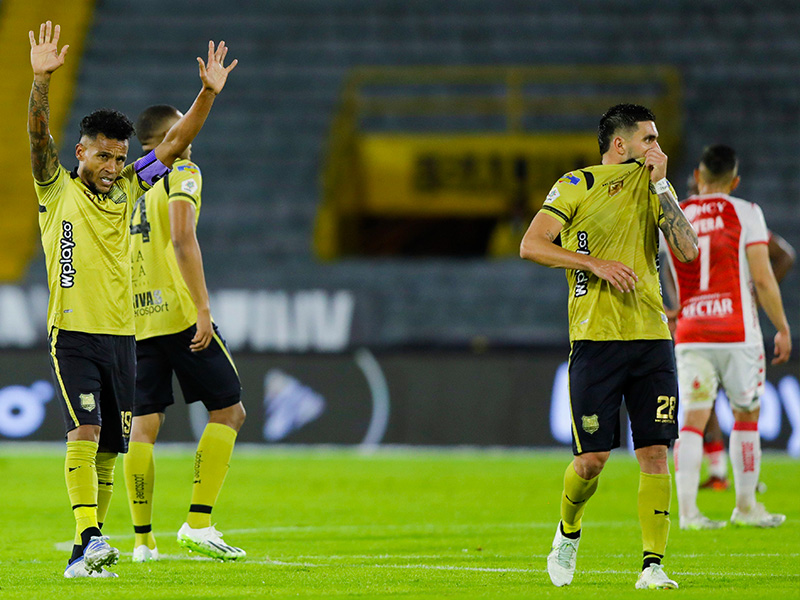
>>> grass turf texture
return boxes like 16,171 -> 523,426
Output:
0,445 -> 797,599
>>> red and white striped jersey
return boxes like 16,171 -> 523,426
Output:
667,193 -> 768,346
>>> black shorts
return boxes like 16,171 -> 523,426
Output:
134,323 -> 241,416
568,340 -> 679,455
49,328 -> 135,453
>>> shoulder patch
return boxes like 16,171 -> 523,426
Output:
181,179 -> 199,194
177,164 -> 200,175
558,172 -> 581,186
545,187 -> 560,204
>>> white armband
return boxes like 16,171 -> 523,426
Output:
653,178 -> 671,195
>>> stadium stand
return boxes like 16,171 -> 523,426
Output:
18,0 -> 798,347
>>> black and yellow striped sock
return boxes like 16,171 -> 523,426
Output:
561,460 -> 599,535
65,440 -> 100,562
124,441 -> 157,549
186,423 -> 237,529
638,472 -> 671,570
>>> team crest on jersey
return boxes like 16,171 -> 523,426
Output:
181,179 -> 198,194
108,187 -> 127,204
79,393 -> 96,411
582,414 -> 599,434
545,187 -> 560,204
607,179 -> 624,196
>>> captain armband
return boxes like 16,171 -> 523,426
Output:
134,150 -> 171,186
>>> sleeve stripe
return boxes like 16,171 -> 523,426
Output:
541,205 -> 570,224
745,240 -> 768,248
35,169 -> 62,187
169,192 -> 198,205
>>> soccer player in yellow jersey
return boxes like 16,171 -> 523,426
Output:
123,105 -> 246,562
27,21 -> 237,578
521,104 -> 699,590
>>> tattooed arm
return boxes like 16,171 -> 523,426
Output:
520,211 -> 639,293
658,188 -> 699,263
28,21 -> 69,182
643,143 -> 699,263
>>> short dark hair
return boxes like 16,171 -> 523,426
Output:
699,144 -> 738,180
79,109 -> 135,142
135,105 -> 180,145
597,104 -> 656,155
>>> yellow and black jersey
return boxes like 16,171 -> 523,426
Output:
36,162 -> 155,335
540,160 -> 673,342
130,158 -> 204,340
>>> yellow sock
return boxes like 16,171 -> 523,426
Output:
561,460 -> 599,534
186,423 -> 237,529
65,440 -> 99,537
95,452 -> 117,528
638,472 -> 672,565
124,441 -> 157,549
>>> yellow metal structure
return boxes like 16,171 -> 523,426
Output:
0,0 -> 95,281
316,65 -> 682,259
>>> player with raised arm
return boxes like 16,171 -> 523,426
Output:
27,20 -> 237,578
521,104 -> 698,590
669,145 -> 791,530
123,105 -> 246,562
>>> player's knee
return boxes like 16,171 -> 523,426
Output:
211,401 -> 246,432
635,444 -> 669,474
67,424 -> 101,443
130,412 -> 164,443
574,451 -> 609,478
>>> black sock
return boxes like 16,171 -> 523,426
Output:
560,522 -> 581,540
643,552 -> 663,570
79,526 -> 103,551
68,526 -> 102,566
69,544 -> 82,564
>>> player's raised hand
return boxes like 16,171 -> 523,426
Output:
198,41 -> 238,95
588,257 -> 639,293
29,21 -> 68,76
644,142 -> 668,183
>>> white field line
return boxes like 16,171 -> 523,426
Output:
59,520 -> 638,545
290,552 -> 800,560
73,551 -> 800,579
219,558 -> 800,578
51,542 -> 800,579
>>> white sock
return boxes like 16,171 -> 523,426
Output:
730,422 -> 760,512
705,442 -> 728,479
674,427 -> 704,518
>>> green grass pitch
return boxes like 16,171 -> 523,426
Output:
0,445 -> 797,599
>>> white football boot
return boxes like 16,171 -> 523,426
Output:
177,523 -> 246,561
83,536 -> 120,573
679,512 -> 727,530
635,564 -> 678,589
731,502 -> 786,528
546,521 -> 580,587
64,556 -> 118,578
132,545 -> 160,562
